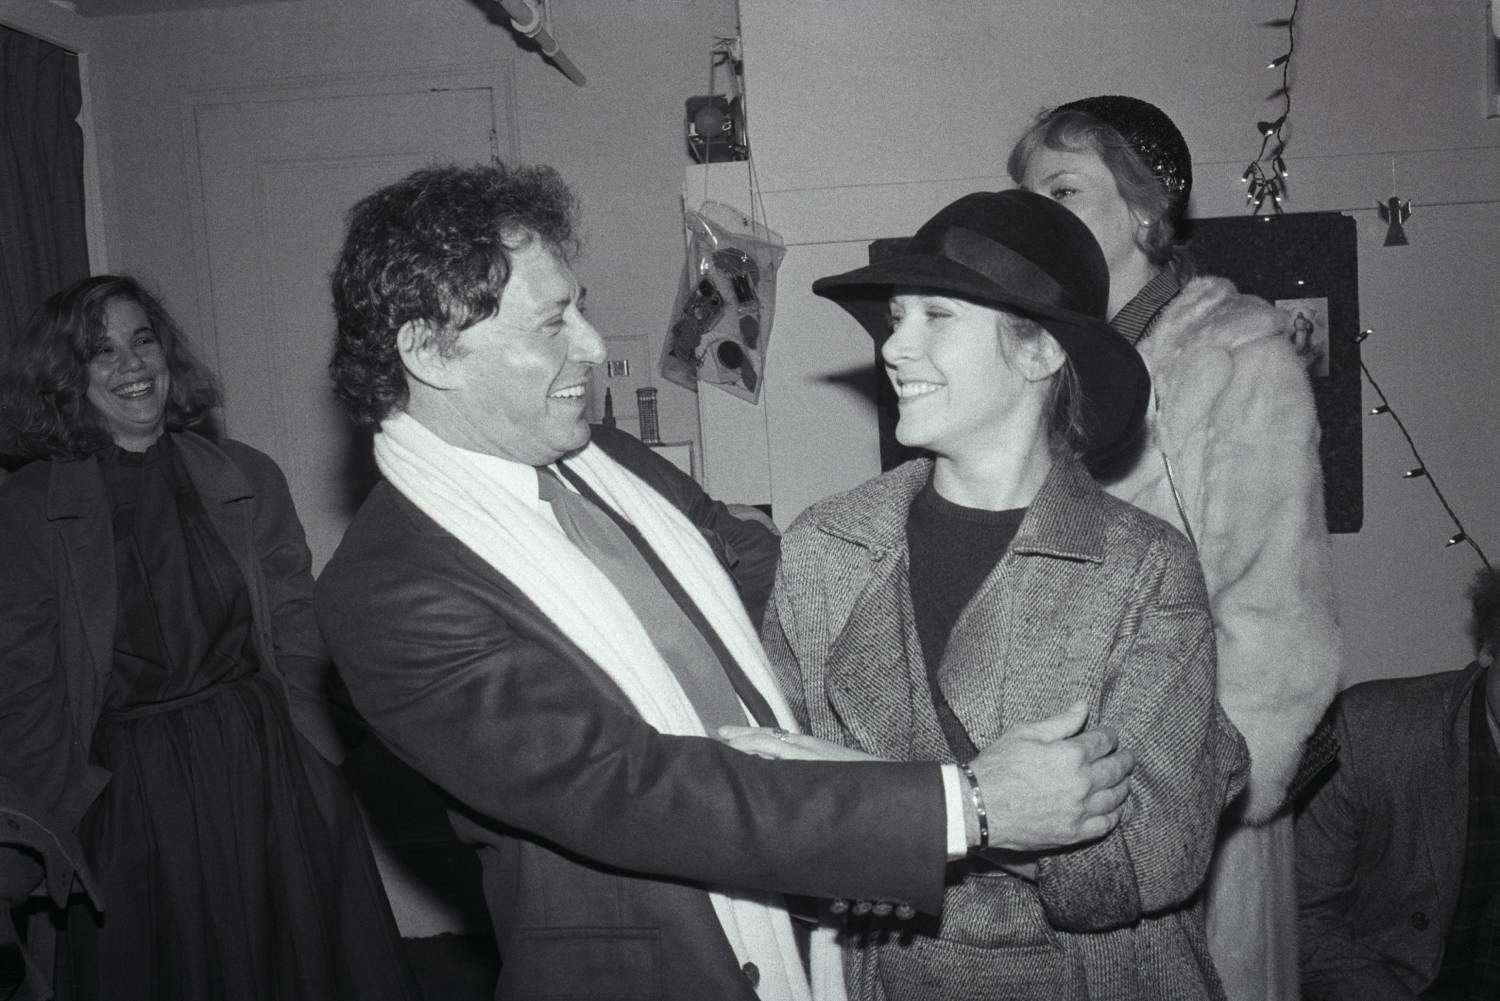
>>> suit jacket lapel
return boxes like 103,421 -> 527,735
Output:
1423,669 -> 1478,923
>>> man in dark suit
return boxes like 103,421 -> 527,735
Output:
1296,566 -> 1500,999
314,161 -> 1135,1000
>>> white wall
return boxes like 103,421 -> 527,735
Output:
737,0 -> 1500,688
79,0 -> 738,456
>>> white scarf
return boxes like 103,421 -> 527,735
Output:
375,413 -> 843,1000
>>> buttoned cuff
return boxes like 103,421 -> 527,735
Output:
941,763 -> 968,860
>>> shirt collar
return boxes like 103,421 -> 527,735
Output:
455,445 -> 556,515
1110,268 -> 1182,345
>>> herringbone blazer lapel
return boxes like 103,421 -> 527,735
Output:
825,545 -> 950,760
939,458 -> 1113,749
815,456 -> 1115,760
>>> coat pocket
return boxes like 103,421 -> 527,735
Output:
876,935 -> 1080,1001
505,926 -> 661,999
870,871 -> 1082,1000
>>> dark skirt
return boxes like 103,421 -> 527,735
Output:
60,673 -> 418,1001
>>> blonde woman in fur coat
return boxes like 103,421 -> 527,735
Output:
1012,96 -> 1341,1000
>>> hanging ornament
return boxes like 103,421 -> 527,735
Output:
1378,197 -> 1412,246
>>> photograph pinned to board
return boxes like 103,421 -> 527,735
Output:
660,201 -> 785,403
1276,296 -> 1330,377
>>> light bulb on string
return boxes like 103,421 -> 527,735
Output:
1360,338 -> 1491,570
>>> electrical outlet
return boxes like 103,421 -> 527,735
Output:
607,359 -> 631,378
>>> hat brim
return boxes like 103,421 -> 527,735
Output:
812,252 -> 1091,329
813,255 -> 1150,468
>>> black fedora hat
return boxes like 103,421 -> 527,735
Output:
811,189 -> 1150,467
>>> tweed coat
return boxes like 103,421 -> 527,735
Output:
1108,276 -> 1341,1000
766,453 -> 1249,1000
1296,663 -> 1484,1000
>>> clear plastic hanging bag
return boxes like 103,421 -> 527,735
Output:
659,201 -> 785,403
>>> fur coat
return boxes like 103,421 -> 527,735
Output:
1106,276 -> 1341,1000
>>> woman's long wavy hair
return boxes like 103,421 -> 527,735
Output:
0,275 -> 221,461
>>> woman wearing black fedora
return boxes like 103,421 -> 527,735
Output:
1011,96 -> 1340,1001
725,190 -> 1247,999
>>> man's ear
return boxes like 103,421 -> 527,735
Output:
397,321 -> 459,390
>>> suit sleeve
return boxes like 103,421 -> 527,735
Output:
591,425 -> 779,629
315,522 -> 949,914
1294,703 -> 1420,1000
1034,534 -> 1249,931
230,444 -> 351,763
1189,320 -> 1341,822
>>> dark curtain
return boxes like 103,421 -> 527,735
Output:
0,23 -> 90,352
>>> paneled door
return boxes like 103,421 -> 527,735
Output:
187,68 -> 514,570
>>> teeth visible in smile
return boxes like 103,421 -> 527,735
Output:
549,385 -> 586,399
896,381 -> 942,399
115,381 -> 153,397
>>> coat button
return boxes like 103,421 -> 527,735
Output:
1411,911 -> 1429,930
742,962 -> 759,987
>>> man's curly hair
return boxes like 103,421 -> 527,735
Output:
329,162 -> 581,427
0,274 -> 220,461
1470,565 -> 1500,664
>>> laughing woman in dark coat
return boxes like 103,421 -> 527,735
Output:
0,275 -> 417,1001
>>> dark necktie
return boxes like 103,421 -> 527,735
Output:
537,464 -> 778,729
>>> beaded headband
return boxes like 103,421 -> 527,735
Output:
1054,95 -> 1192,206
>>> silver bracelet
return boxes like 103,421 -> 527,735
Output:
958,761 -> 988,852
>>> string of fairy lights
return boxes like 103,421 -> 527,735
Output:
1240,0 -> 1299,215
1243,0 -> 1489,568
1357,330 -> 1492,569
